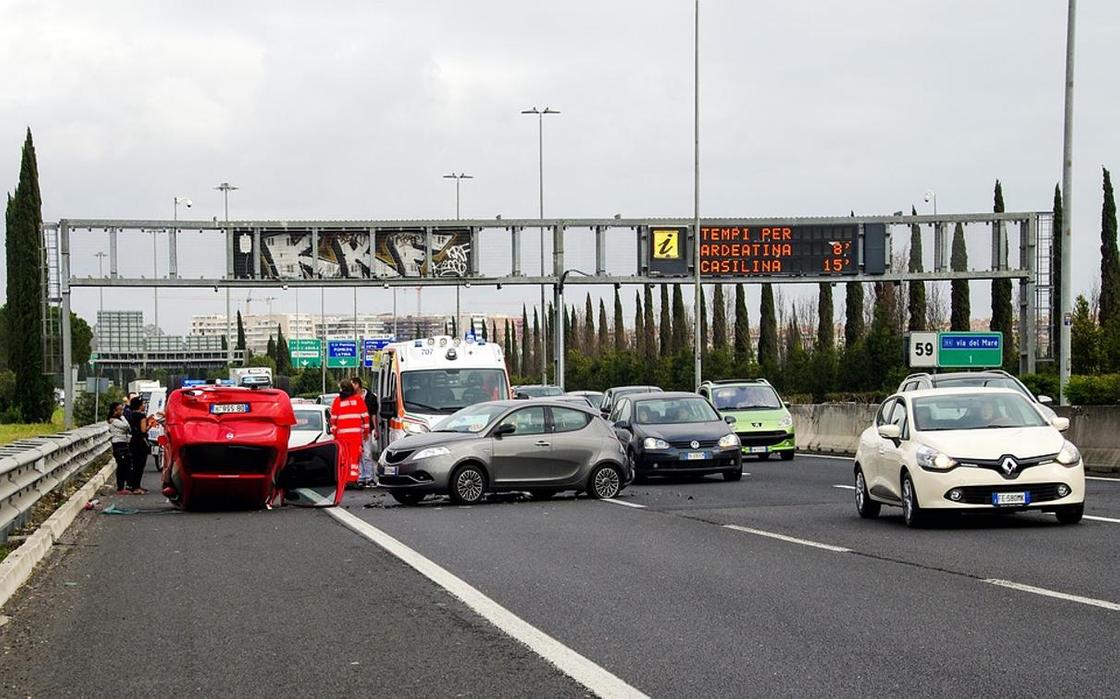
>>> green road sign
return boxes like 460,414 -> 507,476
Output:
936,331 -> 1003,368
289,338 -> 322,369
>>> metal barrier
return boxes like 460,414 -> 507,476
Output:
0,424 -> 110,543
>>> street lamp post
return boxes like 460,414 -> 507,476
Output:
214,183 -> 238,364
923,190 -> 937,215
164,196 -> 192,340
692,0 -> 702,390
1059,0 -> 1076,404
94,251 -> 107,420
443,173 -> 473,338
522,107 -> 559,386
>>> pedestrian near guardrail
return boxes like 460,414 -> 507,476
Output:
107,402 -> 133,493
126,397 -> 151,494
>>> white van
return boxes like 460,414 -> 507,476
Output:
373,335 -> 510,453
142,387 -> 169,471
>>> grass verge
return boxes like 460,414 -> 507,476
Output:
0,409 -> 65,447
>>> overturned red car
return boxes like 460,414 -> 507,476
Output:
159,385 -> 346,509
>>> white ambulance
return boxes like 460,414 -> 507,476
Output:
373,335 -> 511,453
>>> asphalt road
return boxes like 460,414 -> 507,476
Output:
3,454 -> 1118,697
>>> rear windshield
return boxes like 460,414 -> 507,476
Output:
912,393 -> 1048,431
710,385 -> 781,410
293,411 -> 324,431
634,397 -> 720,424
517,386 -> 563,398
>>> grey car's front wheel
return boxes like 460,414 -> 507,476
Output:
449,464 -> 487,506
587,464 -> 622,499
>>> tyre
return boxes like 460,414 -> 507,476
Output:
723,468 -> 742,482
390,491 -> 425,506
901,472 -> 924,528
779,450 -> 795,461
757,452 -> 771,461
528,489 -> 557,501
449,464 -> 487,505
854,466 -> 880,519
587,464 -> 622,499
1055,504 -> 1083,525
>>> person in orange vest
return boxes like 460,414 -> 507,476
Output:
330,379 -> 370,487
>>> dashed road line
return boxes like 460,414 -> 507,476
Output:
832,484 -> 856,490
600,498 -> 646,509
1087,476 -> 1120,483
1084,515 -> 1120,524
723,524 -> 851,553
984,579 -> 1120,612
327,508 -> 649,698
796,453 -> 851,461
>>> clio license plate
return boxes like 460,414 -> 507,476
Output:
210,403 -> 250,415
993,491 -> 1029,506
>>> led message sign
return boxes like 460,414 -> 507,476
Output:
698,224 -> 858,276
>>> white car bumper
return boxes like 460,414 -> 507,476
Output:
911,460 -> 1085,510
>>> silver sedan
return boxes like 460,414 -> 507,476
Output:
377,400 -> 631,506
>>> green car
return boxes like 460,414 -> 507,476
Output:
698,379 -> 795,461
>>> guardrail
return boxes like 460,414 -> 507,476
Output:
0,424 -> 110,543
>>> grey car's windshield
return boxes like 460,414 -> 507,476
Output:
711,385 -> 781,410
912,393 -> 1048,431
402,369 -> 509,414
634,397 -> 720,424
932,376 -> 1032,399
435,403 -> 509,433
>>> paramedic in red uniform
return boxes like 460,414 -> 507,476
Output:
330,379 -> 369,486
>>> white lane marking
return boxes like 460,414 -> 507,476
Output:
1084,515 -> 1120,524
600,498 -> 646,509
1086,476 -> 1120,482
327,509 -> 648,698
723,524 -> 851,553
832,484 -> 856,490
741,472 -> 751,477
796,452 -> 852,461
984,579 -> 1120,612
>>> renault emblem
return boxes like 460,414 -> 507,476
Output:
225,431 -> 235,441
1001,457 -> 1018,475
690,440 -> 699,449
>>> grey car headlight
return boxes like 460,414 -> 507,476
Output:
643,437 -> 670,450
718,433 -> 740,448
1056,441 -> 1081,466
413,446 -> 451,460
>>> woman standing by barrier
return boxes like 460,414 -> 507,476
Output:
107,402 -> 133,494
126,396 -> 152,494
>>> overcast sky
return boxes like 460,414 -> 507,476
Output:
1,1 -> 1117,336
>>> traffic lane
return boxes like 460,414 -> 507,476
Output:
621,456 -> 1120,604
0,481 -> 584,698
350,491 -> 1120,697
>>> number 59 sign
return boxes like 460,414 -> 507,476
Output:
907,332 -> 938,368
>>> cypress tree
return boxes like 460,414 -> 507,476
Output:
844,282 -> 865,348
584,293 -> 597,355
990,180 -> 1016,371
634,289 -> 644,353
503,320 -> 512,368
598,299 -> 610,352
671,284 -> 688,353
907,205 -> 927,331
817,283 -> 835,352
699,287 -> 708,356
658,284 -> 671,355
1070,294 -> 1100,374
867,282 -> 904,388
1099,167 -> 1120,371
266,335 -> 276,361
480,319 -> 488,341
758,284 -> 779,378
783,307 -> 809,393
712,284 -> 728,349
812,283 -> 837,401
613,287 -> 626,352
236,310 -> 247,350
520,305 -> 531,379
5,129 -> 52,421
509,321 -> 521,377
531,308 -> 541,380
276,324 -> 291,374
950,222 -> 971,331
643,285 -> 656,363
450,315 -> 457,338
566,304 -> 576,358
732,283 -> 752,369
1051,184 -> 1063,364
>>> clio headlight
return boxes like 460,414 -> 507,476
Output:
916,445 -> 956,471
643,437 -> 670,450
1056,441 -> 1081,466
779,414 -> 793,429
718,433 -> 740,448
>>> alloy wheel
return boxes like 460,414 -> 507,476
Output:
456,469 -> 484,504
591,466 -> 621,499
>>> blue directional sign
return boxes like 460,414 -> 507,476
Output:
327,340 -> 358,369
362,336 -> 395,368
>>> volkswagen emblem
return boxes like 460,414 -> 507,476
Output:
1001,457 -> 1018,475
690,440 -> 700,449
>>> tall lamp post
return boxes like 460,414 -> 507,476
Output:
164,196 -> 192,338
691,1 -> 702,390
522,107 -> 560,386
94,251 -> 107,421
443,172 -> 473,336
923,190 -> 937,215
215,182 -> 238,365
1059,0 -> 1076,404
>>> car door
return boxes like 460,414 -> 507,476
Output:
610,399 -> 635,449
489,406 -> 554,484
276,441 -> 345,507
863,398 -> 895,492
879,399 -> 910,500
546,407 -> 598,483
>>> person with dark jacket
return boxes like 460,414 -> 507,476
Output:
107,402 -> 133,494
126,396 -> 152,494
350,376 -> 378,487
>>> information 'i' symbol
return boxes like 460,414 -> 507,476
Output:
652,229 -> 681,259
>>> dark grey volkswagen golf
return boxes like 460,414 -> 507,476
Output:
377,400 -> 631,506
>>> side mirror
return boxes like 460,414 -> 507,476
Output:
724,415 -> 737,424
515,392 -> 530,400
1038,395 -> 1054,405
877,424 -> 902,440
613,420 -> 631,431
493,423 -> 516,438
1050,416 -> 1070,432
379,400 -> 395,419
783,401 -> 791,408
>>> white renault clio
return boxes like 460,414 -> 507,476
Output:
853,388 -> 1085,527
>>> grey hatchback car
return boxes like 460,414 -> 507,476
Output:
377,400 -> 631,506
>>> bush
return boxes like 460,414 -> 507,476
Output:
74,384 -> 126,426
1020,373 -> 1060,401
824,391 -> 888,404
1065,374 -> 1120,405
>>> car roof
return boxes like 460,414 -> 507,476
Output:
893,387 -> 1024,399
627,391 -> 704,402
610,385 -> 661,392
